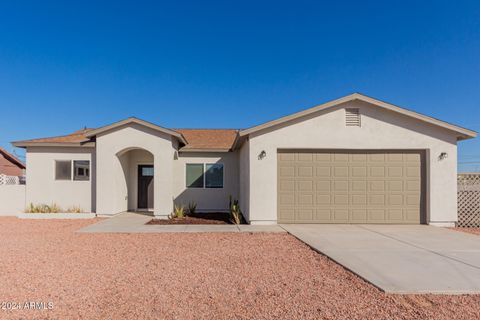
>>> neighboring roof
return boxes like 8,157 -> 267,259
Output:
0,147 -> 25,169
84,117 -> 187,144
175,129 -> 238,152
239,93 -> 477,140
12,128 -> 95,147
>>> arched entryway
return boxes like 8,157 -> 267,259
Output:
116,147 -> 155,212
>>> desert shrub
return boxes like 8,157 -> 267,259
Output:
25,203 -> 61,213
66,206 -> 83,213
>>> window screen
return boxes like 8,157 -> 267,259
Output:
55,160 -> 72,180
186,164 -> 204,188
205,164 -> 224,188
74,161 -> 90,181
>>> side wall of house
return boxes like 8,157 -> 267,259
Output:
173,152 -> 239,212
238,139 -> 250,222
25,146 -> 94,212
247,100 -> 458,225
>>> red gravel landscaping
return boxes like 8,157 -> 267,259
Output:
0,217 -> 479,320
451,227 -> 480,236
147,212 -> 234,225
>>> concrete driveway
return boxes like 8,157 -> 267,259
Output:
281,224 -> 480,294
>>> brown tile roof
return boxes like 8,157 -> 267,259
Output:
13,127 -> 239,151
15,128 -> 95,144
0,147 -> 25,176
175,129 -> 238,151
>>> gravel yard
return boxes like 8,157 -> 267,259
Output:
452,227 -> 480,236
0,218 -> 479,320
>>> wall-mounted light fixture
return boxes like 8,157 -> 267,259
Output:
173,151 -> 179,160
438,152 -> 448,161
258,150 -> 267,160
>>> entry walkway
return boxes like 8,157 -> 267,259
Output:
281,224 -> 480,294
77,212 -> 285,233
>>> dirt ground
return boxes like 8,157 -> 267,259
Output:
0,217 -> 479,320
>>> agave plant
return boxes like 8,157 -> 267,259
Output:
170,204 -> 186,219
229,196 -> 243,225
187,201 -> 197,215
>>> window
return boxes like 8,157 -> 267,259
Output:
186,163 -> 224,189
55,161 -> 72,180
205,164 -> 224,188
345,108 -> 361,127
141,167 -> 154,176
74,161 -> 90,181
186,164 -> 204,188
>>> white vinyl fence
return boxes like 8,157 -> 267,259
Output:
457,173 -> 480,227
0,174 -> 26,185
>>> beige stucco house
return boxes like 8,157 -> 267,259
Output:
12,93 -> 476,226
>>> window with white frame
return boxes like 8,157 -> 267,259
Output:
186,163 -> 224,188
74,160 -> 90,181
55,160 -> 90,181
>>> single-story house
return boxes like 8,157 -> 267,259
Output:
12,93 -> 476,226
0,147 -> 25,176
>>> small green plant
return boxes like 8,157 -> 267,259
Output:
170,204 -> 186,219
229,196 -> 243,225
187,201 -> 197,215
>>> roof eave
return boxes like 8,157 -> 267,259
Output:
178,148 -> 232,153
12,141 -> 95,148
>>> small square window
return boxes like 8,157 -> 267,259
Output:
74,161 -> 90,181
55,160 -> 72,180
205,164 -> 224,188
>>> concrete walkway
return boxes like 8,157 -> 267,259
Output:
77,212 -> 285,233
281,224 -> 480,294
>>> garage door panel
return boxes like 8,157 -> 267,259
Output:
316,194 -> 332,205
350,209 -> 367,222
278,150 -> 424,224
315,209 -> 332,221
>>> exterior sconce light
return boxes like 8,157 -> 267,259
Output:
438,152 -> 448,161
258,150 -> 267,160
173,151 -> 179,160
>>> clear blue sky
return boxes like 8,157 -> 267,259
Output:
0,1 -> 479,171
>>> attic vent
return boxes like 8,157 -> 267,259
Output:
345,108 -> 361,127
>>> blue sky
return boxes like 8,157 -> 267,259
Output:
0,1 -> 479,171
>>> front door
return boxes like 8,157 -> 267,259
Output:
138,165 -> 154,210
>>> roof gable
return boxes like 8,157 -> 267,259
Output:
239,93 -> 477,140
85,117 -> 187,144
0,147 -> 25,169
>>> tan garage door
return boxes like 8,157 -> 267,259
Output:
277,150 -> 425,224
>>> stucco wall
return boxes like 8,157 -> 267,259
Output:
0,185 -> 26,215
246,100 -> 458,225
25,147 -> 94,212
173,152 -> 239,212
238,140 -> 250,221
95,123 -> 175,216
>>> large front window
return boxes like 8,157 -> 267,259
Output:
186,163 -> 224,189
